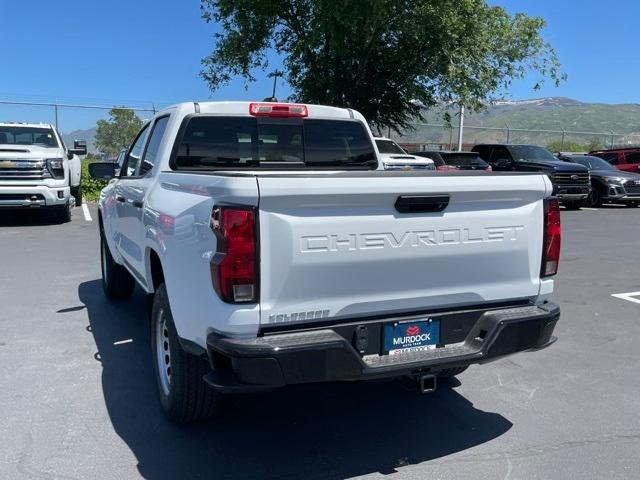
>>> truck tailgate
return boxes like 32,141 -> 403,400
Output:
257,172 -> 550,327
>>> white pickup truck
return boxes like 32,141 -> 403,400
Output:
0,122 -> 86,222
89,101 -> 561,423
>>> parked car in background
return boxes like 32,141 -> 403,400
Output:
472,143 -> 590,210
0,122 -> 86,221
413,150 -> 492,172
374,137 -> 435,170
89,101 -> 561,423
559,154 -> 640,207
589,148 -> 640,174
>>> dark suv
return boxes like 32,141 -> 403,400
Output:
472,144 -> 590,209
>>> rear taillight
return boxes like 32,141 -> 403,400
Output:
541,198 -> 561,277
210,206 -> 257,303
249,102 -> 308,117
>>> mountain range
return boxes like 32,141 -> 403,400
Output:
394,97 -> 640,147
61,127 -> 97,153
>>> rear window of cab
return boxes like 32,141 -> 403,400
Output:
171,116 -> 377,170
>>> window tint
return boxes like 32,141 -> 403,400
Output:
441,153 -> 488,167
509,145 -> 556,162
139,116 -> 170,176
419,152 -> 444,166
594,152 -> 619,165
624,152 -> 640,164
122,124 -> 150,177
490,146 -> 511,162
173,117 -> 377,170
0,126 -> 59,147
472,145 -> 490,160
572,156 -> 615,170
375,139 -> 405,154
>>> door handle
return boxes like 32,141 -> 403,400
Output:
116,195 -> 126,203
395,195 -> 450,213
132,200 -> 143,209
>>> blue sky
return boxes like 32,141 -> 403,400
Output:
2,0 -> 639,131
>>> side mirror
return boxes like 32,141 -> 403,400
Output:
88,162 -> 118,180
495,158 -> 512,170
69,139 -> 87,156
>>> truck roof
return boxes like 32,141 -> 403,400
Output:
158,101 -> 363,121
0,122 -> 54,129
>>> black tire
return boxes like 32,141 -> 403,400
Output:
54,204 -> 72,223
437,366 -> 469,379
71,184 -> 83,206
626,201 -> 639,208
564,201 -> 583,211
587,188 -> 603,208
151,284 -> 221,423
100,233 -> 135,299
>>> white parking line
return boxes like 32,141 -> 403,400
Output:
611,291 -> 640,305
81,202 -> 92,222
581,207 -> 599,211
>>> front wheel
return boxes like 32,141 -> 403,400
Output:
100,233 -> 135,299
54,204 -> 72,223
151,284 -> 222,423
587,188 -> 603,208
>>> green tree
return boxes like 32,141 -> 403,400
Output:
200,0 -> 564,132
94,108 -> 143,158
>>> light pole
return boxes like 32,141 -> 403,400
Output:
267,70 -> 284,101
456,103 -> 465,151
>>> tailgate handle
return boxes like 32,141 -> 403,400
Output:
395,195 -> 450,213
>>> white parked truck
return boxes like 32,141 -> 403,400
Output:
89,101 -> 561,423
374,136 -> 435,170
0,122 -> 86,222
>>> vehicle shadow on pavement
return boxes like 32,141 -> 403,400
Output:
79,279 -> 512,480
0,209 -> 61,226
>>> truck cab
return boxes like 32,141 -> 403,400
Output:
0,122 -> 86,221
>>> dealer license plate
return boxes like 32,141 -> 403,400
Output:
383,319 -> 440,355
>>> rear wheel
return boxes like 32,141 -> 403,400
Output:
626,201 -> 639,208
151,284 -> 221,423
100,233 -> 135,299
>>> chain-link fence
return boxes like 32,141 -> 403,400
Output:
392,123 -> 636,153
0,99 -> 157,155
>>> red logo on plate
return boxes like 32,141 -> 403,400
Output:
406,326 -> 421,336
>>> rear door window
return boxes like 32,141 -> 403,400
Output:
139,116 -> 170,176
172,116 -> 377,170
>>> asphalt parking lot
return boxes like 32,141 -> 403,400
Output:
1,203 -> 640,480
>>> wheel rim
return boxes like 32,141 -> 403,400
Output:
155,308 -> 172,396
